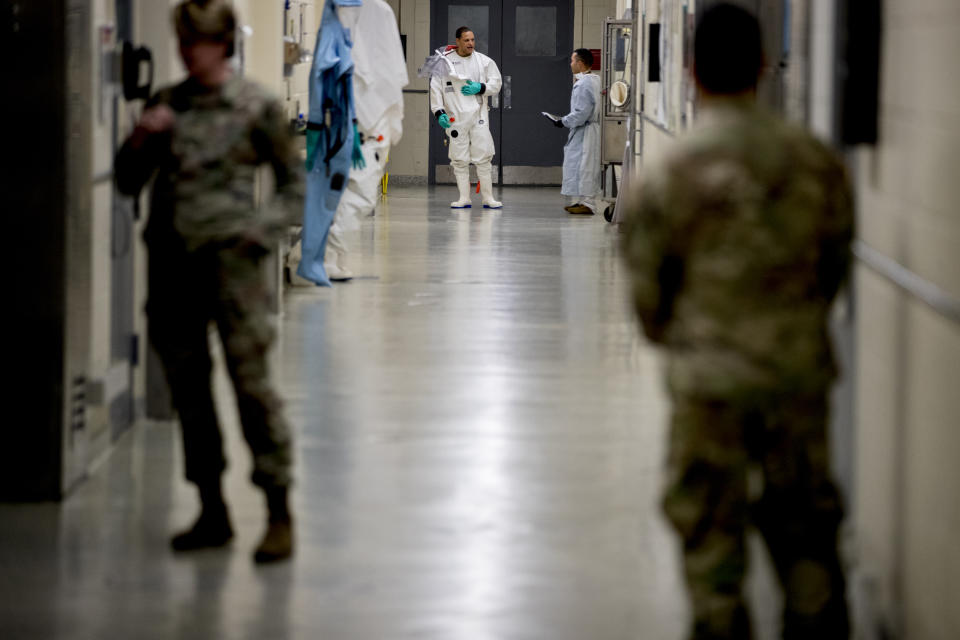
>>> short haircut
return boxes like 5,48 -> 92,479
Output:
694,3 -> 763,94
574,48 -> 594,68
173,0 -> 237,57
455,26 -> 473,40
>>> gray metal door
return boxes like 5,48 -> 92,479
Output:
429,0 -> 503,184
429,0 -> 573,185
499,0 -> 573,184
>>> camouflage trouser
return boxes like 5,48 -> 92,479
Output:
663,392 -> 849,640
147,237 -> 292,489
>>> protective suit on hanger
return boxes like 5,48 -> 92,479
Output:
321,0 -> 408,280
296,0 -> 362,287
428,27 -> 503,209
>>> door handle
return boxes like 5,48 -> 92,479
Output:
504,75 -> 512,110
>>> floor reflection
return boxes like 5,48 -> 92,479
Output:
1,186 -> 703,639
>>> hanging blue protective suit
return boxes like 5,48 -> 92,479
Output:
297,0 -> 362,286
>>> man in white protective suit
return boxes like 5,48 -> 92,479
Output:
429,26 -> 503,209
553,48 -> 606,217
289,0 -> 408,282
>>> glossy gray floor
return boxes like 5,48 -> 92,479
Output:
0,187 -> 780,639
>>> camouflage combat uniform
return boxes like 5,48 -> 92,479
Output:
622,98 -> 853,639
116,75 -> 304,490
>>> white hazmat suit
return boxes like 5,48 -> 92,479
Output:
560,72 -> 602,214
429,47 -> 503,208
290,0 -> 408,282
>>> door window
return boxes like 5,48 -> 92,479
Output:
515,6 -> 557,56
448,6 -> 490,53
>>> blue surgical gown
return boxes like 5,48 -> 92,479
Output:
297,0 -> 361,286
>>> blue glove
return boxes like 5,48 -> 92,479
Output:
438,113 -> 451,129
461,80 -> 482,96
351,124 -> 365,170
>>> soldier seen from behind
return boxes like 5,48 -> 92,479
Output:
115,0 -> 304,563
622,4 -> 853,638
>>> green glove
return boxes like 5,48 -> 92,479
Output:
438,113 -> 451,129
351,124 -> 365,170
461,80 -> 482,95
305,129 -> 321,171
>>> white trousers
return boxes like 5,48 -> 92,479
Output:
446,111 -> 495,172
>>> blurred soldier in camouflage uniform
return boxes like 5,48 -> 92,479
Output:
622,4 -> 852,638
116,0 -> 304,563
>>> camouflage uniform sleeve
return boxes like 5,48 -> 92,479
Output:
114,93 -> 168,197
253,98 -> 306,237
621,163 -> 683,343
816,155 -> 855,302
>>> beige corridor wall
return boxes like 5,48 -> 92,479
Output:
849,1 -> 960,638
387,0 -> 621,180
635,0 -> 688,169
241,0 -> 285,99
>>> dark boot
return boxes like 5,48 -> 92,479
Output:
254,486 -> 294,563
171,503 -> 233,551
253,519 -> 293,563
171,482 -> 233,552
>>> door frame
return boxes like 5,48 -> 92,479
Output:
428,0 -> 574,186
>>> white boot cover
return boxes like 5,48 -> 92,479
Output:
450,167 -> 472,208
477,163 -> 502,208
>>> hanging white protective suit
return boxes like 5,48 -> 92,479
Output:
290,0 -> 408,283
561,72 -> 602,213
428,47 -> 502,208
327,0 -> 407,279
